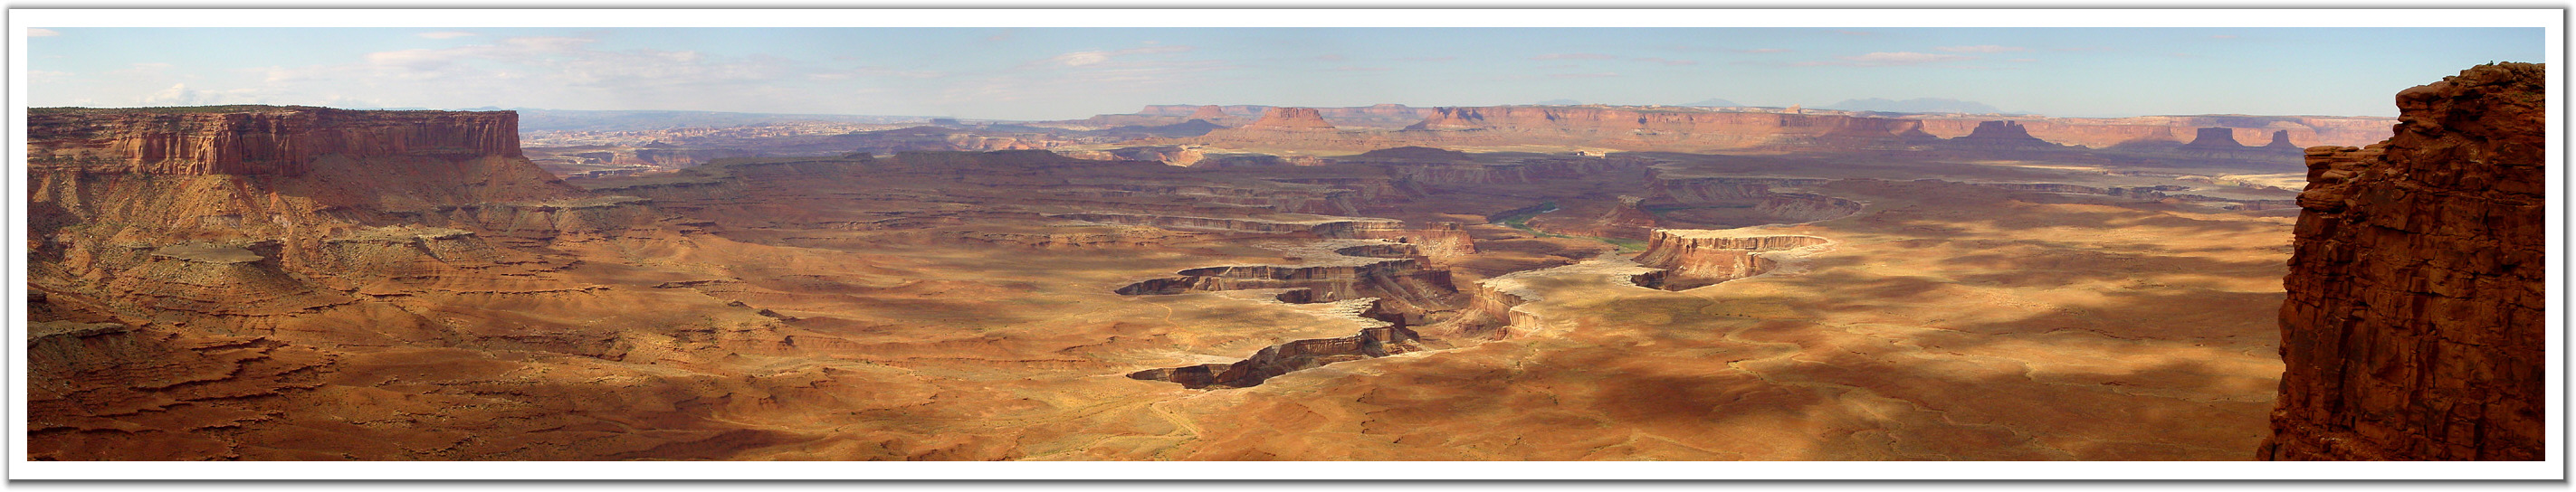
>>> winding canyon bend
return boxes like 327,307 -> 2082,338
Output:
24,65 -> 2542,462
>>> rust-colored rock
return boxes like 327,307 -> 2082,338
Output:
1912,115 -> 2392,149
2260,62 -> 2545,461
29,106 -> 522,175
1185,105 -> 1230,121
1629,229 -> 1832,290
1239,107 -> 1339,131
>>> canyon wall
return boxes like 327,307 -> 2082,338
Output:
1912,115 -> 2394,149
1151,104 -> 2392,153
30,106 -> 522,175
1401,106 -> 1933,151
1630,229 -> 1832,290
1130,103 -> 1438,128
2259,62 -> 2545,461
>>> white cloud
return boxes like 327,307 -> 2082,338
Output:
1731,48 -> 1790,53
416,31 -> 477,39
1052,52 -> 1111,67
1934,45 -> 2027,53
1633,57 -> 1698,66
1531,52 -> 1618,61
1549,72 -> 1619,79
107,62 -> 177,78
1814,52 -> 1977,66
2006,58 -> 2038,62
1033,45 -> 1193,68
2210,34 -> 2239,39
138,83 -> 254,106
28,28 -> 58,37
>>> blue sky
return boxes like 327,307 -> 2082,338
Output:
23,26 -> 2543,119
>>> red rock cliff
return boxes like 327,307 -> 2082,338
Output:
1240,107 -> 1340,131
1913,115 -> 2393,149
29,106 -> 522,175
2259,62 -> 2545,461
1404,106 -> 1927,151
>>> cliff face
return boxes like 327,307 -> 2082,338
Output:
1913,115 -> 2393,149
1403,106 -> 1929,151
2260,62 -> 2544,461
27,106 -> 593,328
1238,107 -> 1339,131
1630,230 -> 1832,290
1159,104 -> 2392,154
1131,103 -> 1437,128
29,107 -> 522,175
28,107 -> 581,243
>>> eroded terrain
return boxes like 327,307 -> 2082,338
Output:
29,105 -> 2304,460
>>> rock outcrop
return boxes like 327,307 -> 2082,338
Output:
2263,130 -> 2302,151
2180,127 -> 2252,150
1401,106 -> 1932,151
2259,62 -> 2545,461
1911,115 -> 2393,149
29,106 -> 522,175
1185,105 -> 1231,121
1942,120 -> 2060,149
1629,229 -> 1833,290
1238,107 -> 1339,131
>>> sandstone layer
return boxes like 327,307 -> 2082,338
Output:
29,106 -> 522,175
2259,62 -> 2545,461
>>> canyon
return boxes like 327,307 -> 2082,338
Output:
24,67 -> 2533,464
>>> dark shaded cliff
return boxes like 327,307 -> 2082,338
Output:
2259,62 -> 2545,461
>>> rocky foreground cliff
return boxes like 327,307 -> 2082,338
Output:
2259,63 -> 2545,460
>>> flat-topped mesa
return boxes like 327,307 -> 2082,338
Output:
2260,62 -> 2544,461
2262,129 -> 2302,151
29,106 -> 522,175
1186,105 -> 1231,121
2179,127 -> 2253,150
1942,120 -> 2058,148
1241,107 -> 1340,131
1630,229 -> 1831,290
1912,115 -> 2395,149
1402,106 -> 1931,151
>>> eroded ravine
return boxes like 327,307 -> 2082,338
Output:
1119,223 -> 1843,390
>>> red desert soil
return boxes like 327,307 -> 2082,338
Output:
29,105 -> 2306,461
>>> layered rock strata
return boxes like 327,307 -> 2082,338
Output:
29,106 -> 521,175
1630,229 -> 1833,290
2259,62 -> 2545,461
1912,115 -> 2393,149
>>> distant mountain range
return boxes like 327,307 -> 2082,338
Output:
1819,98 -> 2007,115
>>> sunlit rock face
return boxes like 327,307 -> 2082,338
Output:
2260,62 -> 2545,461
29,106 -> 524,175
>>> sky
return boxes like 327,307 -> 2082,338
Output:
22,25 -> 2545,120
